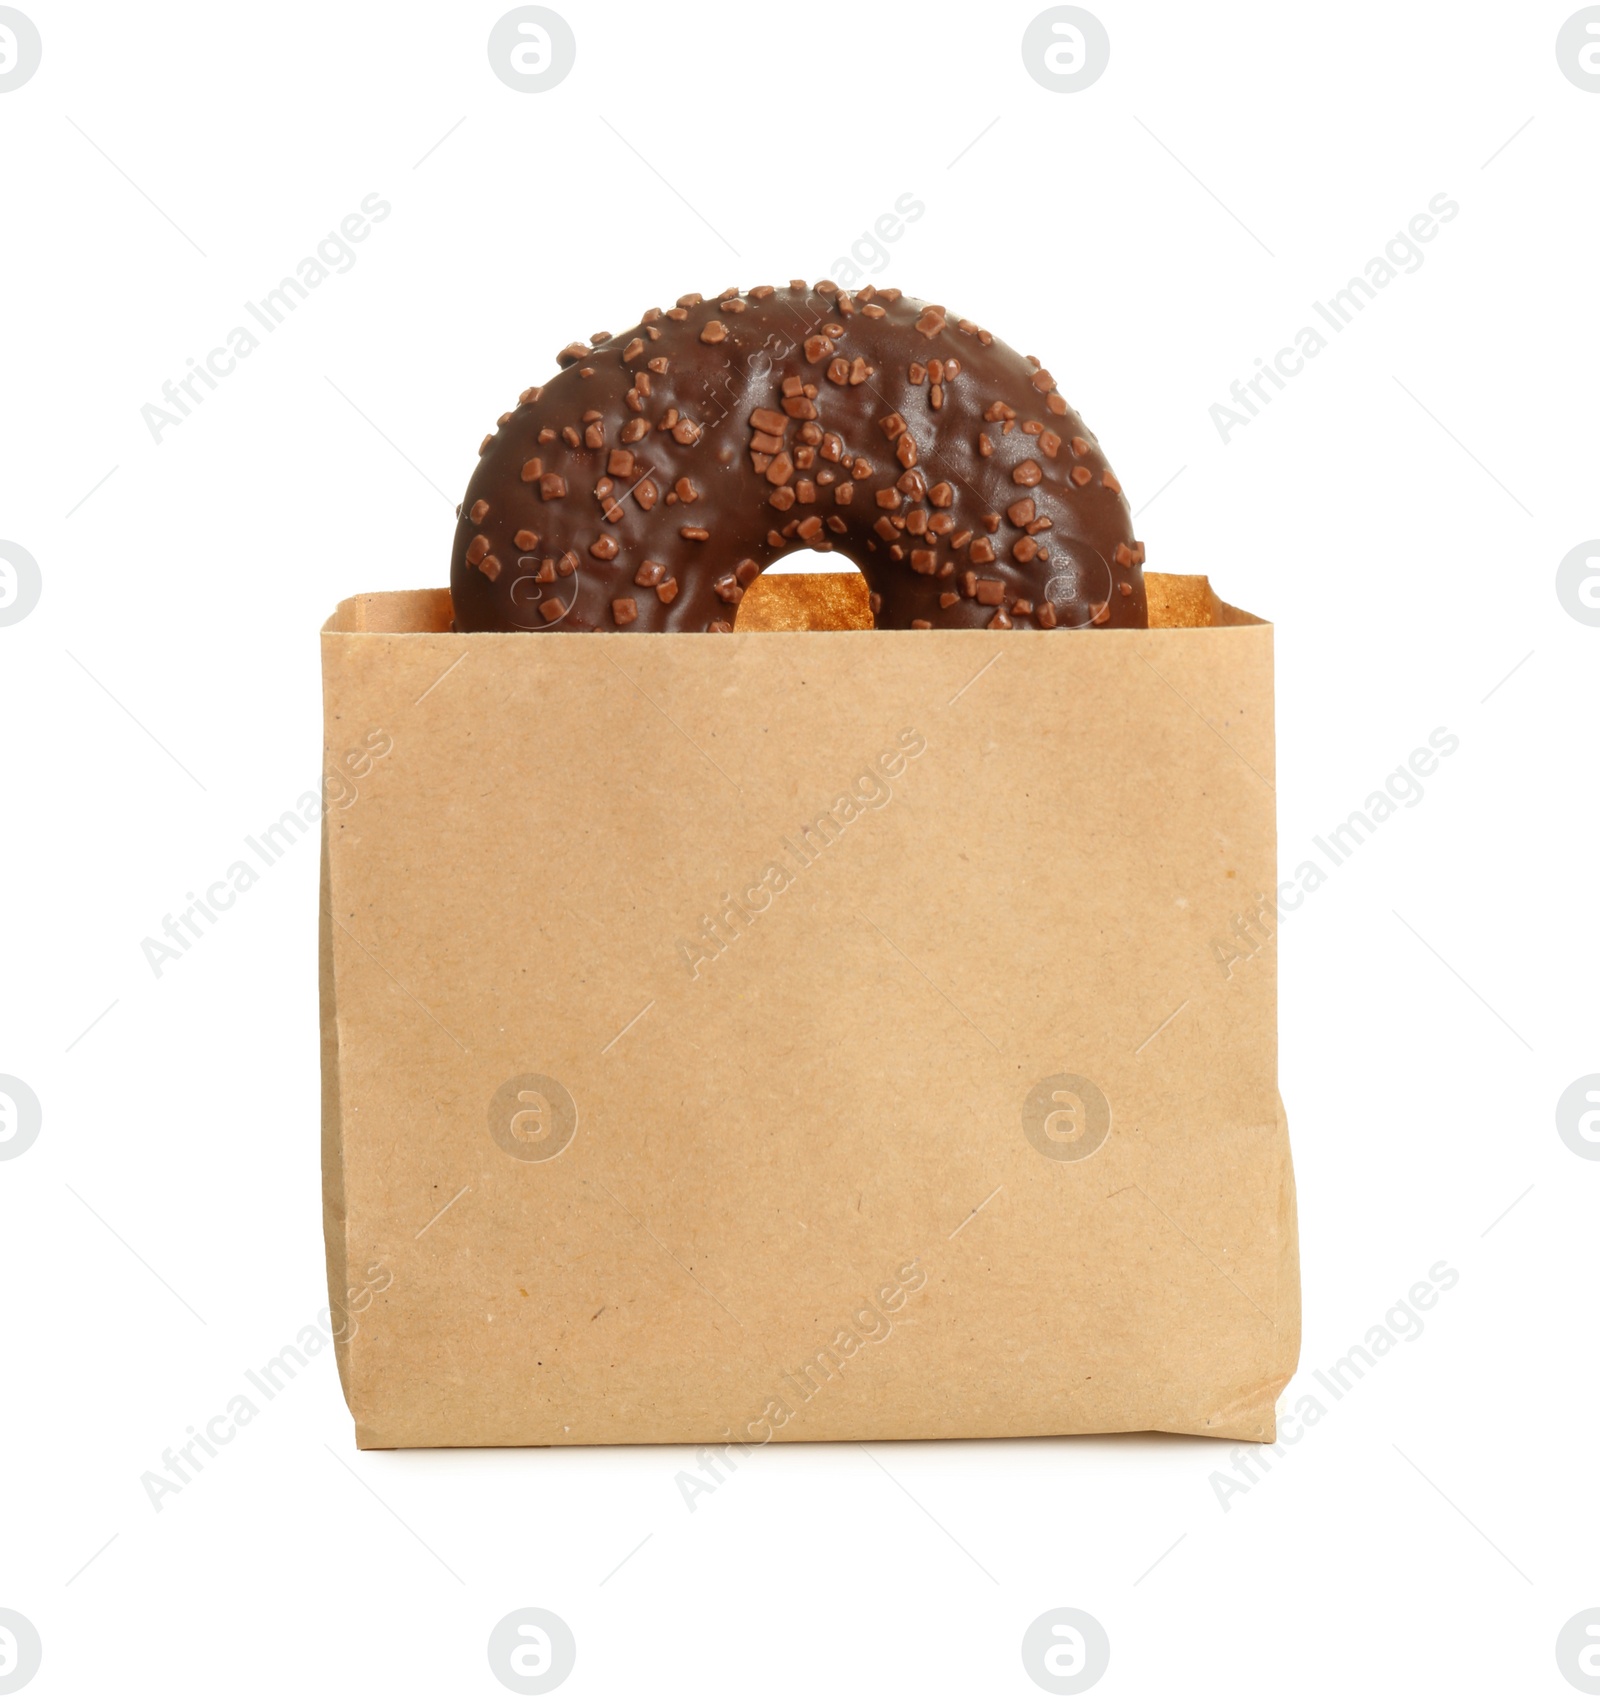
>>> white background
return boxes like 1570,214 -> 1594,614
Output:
2,1 -> 1597,1697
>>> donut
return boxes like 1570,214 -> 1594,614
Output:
450,282 -> 1147,634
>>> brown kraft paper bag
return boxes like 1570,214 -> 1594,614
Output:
320,572 -> 1299,1448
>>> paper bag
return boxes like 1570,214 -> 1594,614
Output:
320,573 -> 1299,1448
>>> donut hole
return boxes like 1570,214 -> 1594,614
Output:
762,547 -> 842,577
733,549 -> 874,633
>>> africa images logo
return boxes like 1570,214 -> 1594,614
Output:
0,8 -> 42,95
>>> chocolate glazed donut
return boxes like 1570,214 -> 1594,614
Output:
450,282 -> 1147,633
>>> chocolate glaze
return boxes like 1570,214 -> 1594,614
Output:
450,283 -> 1147,633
